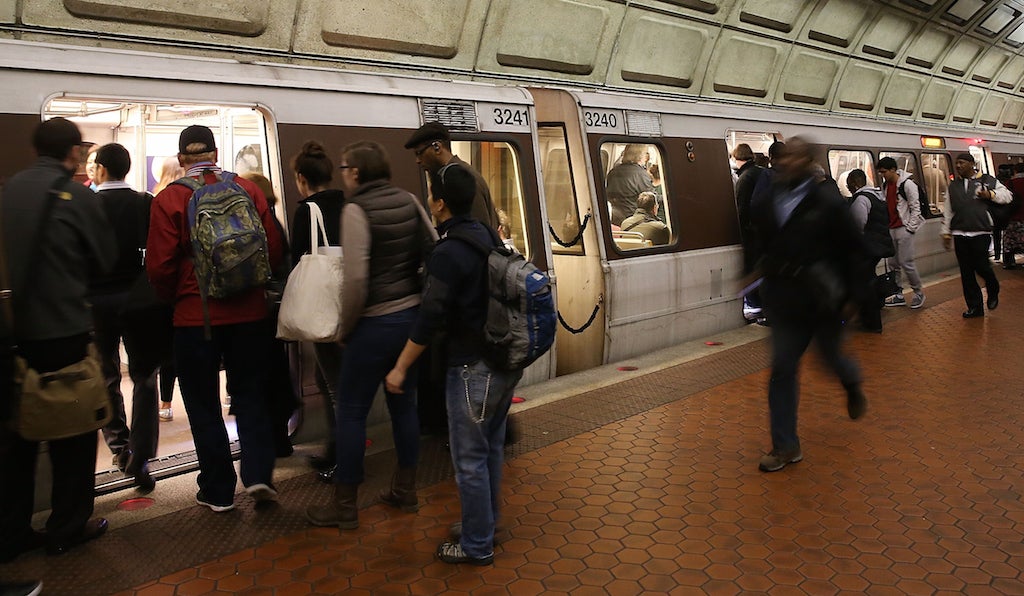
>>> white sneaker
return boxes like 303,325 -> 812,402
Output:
158,407 -> 173,421
884,294 -> 906,307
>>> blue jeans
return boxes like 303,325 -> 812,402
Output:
335,308 -> 420,485
174,321 -> 274,505
446,360 -> 522,558
766,313 -> 860,453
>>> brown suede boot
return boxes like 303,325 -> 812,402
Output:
305,483 -> 358,529
378,467 -> 418,512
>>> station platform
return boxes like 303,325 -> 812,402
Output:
3,268 -> 1024,595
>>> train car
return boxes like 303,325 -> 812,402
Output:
5,38 -> 1024,493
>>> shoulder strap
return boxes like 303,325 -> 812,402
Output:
171,175 -> 203,192
624,219 -> 644,232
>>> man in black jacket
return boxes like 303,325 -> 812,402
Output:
750,137 -> 867,472
385,164 -> 519,566
1,117 -> 116,559
733,143 -> 765,322
91,143 -> 162,492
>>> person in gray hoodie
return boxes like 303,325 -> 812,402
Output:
876,156 -> 925,309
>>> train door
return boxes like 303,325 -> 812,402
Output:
528,88 -> 606,374
42,98 -> 279,484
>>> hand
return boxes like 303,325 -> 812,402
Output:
942,234 -> 952,251
385,368 -> 406,394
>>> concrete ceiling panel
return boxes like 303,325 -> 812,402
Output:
952,88 -> 986,123
805,0 -> 876,49
23,0 -> 295,49
294,0 -> 487,70
905,26 -> 956,69
478,0 -> 621,79
615,15 -> 713,92
1,1 -> 14,23
881,72 -> 928,117
835,62 -> 888,113
940,38 -> 984,77
735,0 -> 811,34
778,49 -> 842,106
999,99 -> 1024,128
860,10 -> 918,60
709,33 -> 786,100
63,0 -> 270,35
979,93 -> 1008,126
319,0 -> 468,59
633,0 -> 726,20
971,48 -> 1011,84
920,80 -> 959,120
997,56 -> 1024,90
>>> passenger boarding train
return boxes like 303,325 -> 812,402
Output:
4,38 -> 1023,484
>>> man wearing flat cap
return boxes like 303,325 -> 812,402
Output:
404,122 -> 498,229
147,124 -> 284,511
942,153 -> 1012,318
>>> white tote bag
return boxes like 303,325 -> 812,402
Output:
276,202 -> 344,342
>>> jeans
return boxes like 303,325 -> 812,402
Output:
886,226 -> 922,293
335,308 -> 420,485
954,234 -> 999,311
174,321 -> 274,505
765,312 -> 860,453
446,360 -> 522,558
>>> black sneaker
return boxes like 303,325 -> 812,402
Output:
846,385 -> 867,420
196,491 -> 235,513
436,541 -> 493,566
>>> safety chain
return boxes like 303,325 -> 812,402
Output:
548,213 -> 591,248
557,294 -> 603,334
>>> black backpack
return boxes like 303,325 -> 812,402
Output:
898,176 -> 934,220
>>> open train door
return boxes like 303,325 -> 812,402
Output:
528,88 -> 607,375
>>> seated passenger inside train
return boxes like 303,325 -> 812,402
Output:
619,191 -> 669,245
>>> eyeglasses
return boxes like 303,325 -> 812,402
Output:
413,142 -> 437,157
338,165 -> 354,170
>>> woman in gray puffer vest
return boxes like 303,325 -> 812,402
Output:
306,141 -> 437,530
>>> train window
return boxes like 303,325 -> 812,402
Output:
726,130 -> 779,171
921,152 -> 952,214
44,98 -> 273,200
437,140 -> 529,258
827,150 -> 876,197
600,142 -> 672,250
538,126 -> 583,255
969,145 -> 990,174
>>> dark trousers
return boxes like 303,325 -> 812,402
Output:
335,308 -> 420,486
312,342 -> 342,459
0,334 -> 98,554
954,234 -> 999,311
765,312 -> 861,453
858,257 -> 883,331
92,292 -> 160,472
174,321 -> 274,504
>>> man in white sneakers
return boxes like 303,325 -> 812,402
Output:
876,157 -> 925,309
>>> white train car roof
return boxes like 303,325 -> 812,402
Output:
569,87 -> 1024,153
0,39 -> 534,128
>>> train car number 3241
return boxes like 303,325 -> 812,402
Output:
479,103 -> 531,132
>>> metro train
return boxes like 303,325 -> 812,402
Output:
3,38 -> 1023,478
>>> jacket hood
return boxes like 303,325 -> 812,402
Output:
855,186 -> 884,202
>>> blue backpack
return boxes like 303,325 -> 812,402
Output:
173,171 -> 271,337
446,227 -> 556,371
